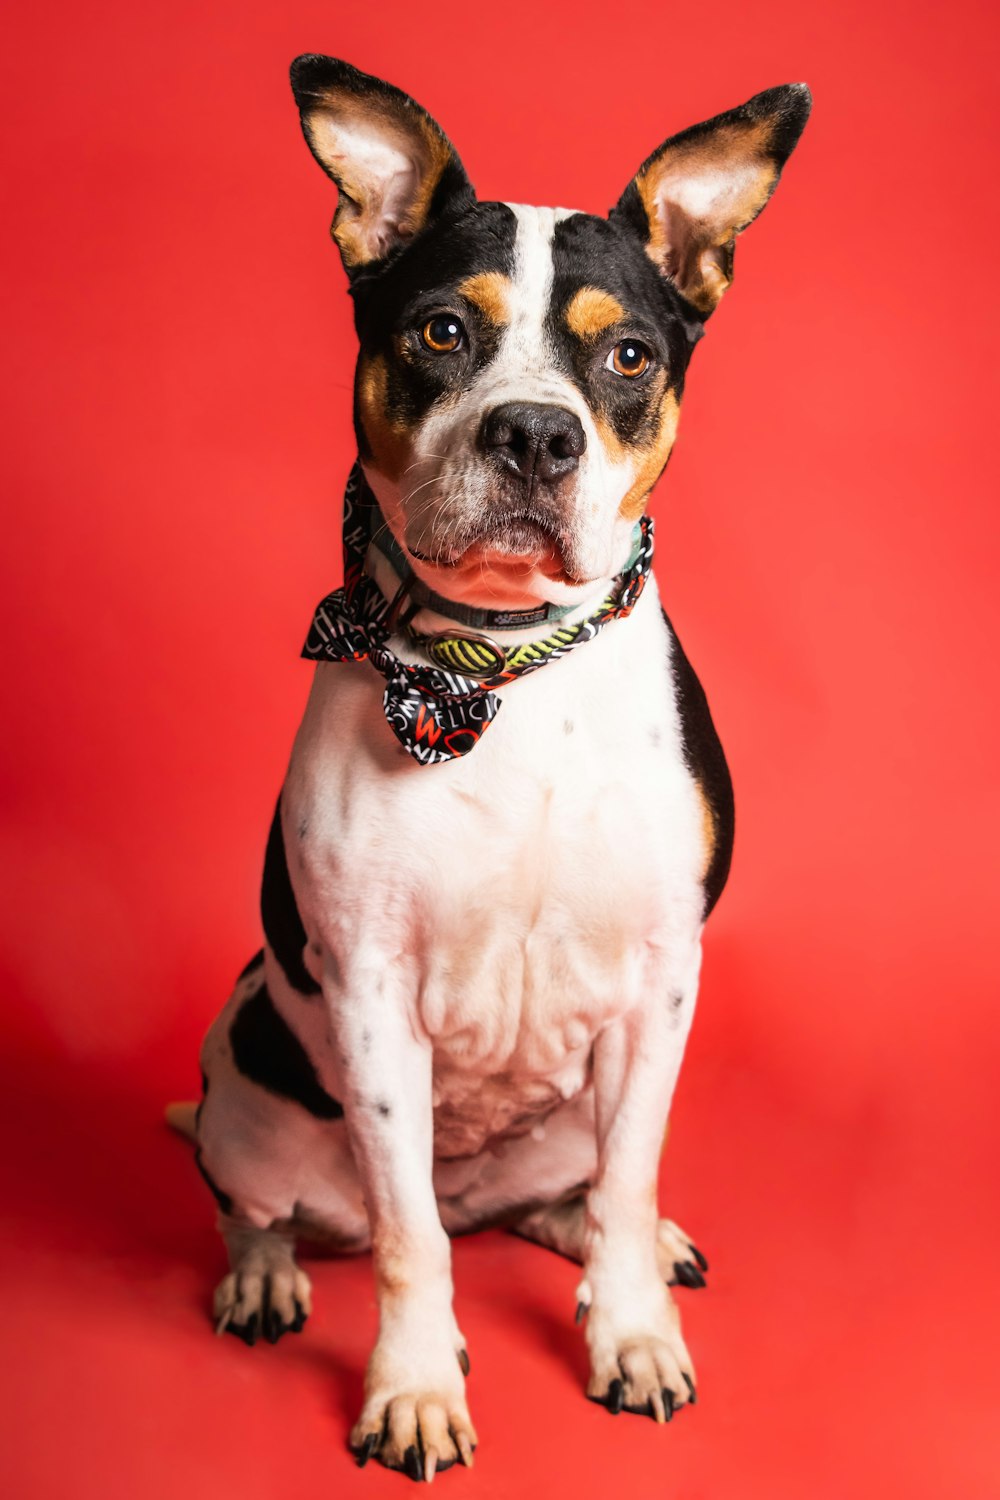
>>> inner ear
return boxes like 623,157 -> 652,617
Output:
290,55 -> 474,273
612,84 -> 811,316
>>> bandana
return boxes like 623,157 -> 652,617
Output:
302,464 -> 654,766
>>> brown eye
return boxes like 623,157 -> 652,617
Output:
420,315 -> 465,353
607,340 -> 652,377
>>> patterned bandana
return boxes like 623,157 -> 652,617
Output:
302,464 -> 655,766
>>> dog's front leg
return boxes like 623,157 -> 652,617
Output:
580,943 -> 701,1421
325,957 -> 476,1478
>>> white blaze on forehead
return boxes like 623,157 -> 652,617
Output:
482,204 -> 580,400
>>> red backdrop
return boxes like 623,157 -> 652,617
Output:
3,1 -> 998,1495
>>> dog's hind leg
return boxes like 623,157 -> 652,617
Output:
512,1198 -> 709,1290
212,1215 -> 313,1346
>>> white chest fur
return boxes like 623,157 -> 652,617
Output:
282,580 -> 705,1156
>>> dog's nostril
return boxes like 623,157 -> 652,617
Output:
549,428 -> 585,461
480,402 -> 586,481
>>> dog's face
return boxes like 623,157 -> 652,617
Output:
291,58 -> 810,608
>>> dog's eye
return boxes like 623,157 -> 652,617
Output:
420,315 -> 466,354
607,340 -> 652,378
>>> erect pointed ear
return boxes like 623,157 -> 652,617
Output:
289,55 -> 474,275
611,84 -> 811,317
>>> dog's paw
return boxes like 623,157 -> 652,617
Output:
656,1218 -> 709,1290
584,1288 -> 697,1422
350,1389 -> 477,1481
213,1264 -> 312,1346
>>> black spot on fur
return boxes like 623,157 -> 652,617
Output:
195,1068 -> 209,1130
194,1149 -> 233,1215
663,611 -> 735,917
260,797 -> 321,995
230,981 -> 343,1120
547,212 -> 698,449
237,949 -> 264,982
351,200 -> 518,449
376,1101 -> 391,1118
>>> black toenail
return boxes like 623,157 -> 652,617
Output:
404,1444 -> 423,1482
607,1378 -> 624,1414
683,1373 -> 698,1404
673,1261 -> 706,1289
356,1432 -> 379,1467
690,1243 -> 709,1272
663,1387 -> 674,1421
457,1348 -> 470,1376
575,1301 -> 588,1325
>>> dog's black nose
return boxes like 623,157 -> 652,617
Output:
479,402 -> 586,483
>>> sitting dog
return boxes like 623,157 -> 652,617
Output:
170,55 -> 809,1481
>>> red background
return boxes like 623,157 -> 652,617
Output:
3,1 -> 998,1495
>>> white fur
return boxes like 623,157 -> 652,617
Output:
284,578 -> 704,1147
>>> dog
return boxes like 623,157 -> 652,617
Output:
168,55 -> 810,1481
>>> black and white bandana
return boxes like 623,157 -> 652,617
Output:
302,464 -> 655,766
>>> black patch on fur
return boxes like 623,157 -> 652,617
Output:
194,1149 -> 233,1215
350,200 -> 519,450
195,1067 -> 209,1130
237,948 -> 264,982
548,213 -> 698,448
230,981 -> 344,1120
260,797 -> 321,995
663,611 -> 735,917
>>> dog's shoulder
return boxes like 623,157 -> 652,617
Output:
660,609 -> 735,918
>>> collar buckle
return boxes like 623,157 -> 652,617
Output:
423,630 -> 508,677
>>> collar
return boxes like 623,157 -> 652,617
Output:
301,462 -> 655,766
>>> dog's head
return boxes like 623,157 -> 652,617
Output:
291,57 -> 810,609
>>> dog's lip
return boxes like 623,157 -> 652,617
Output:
406,518 -> 593,588
456,515 -> 570,566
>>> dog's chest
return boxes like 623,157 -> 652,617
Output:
286,587 -> 705,1151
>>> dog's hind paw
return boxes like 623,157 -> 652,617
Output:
656,1218 -> 709,1290
213,1264 -> 312,1346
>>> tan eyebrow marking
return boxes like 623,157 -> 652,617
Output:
565,286 -> 627,339
458,271 -> 512,325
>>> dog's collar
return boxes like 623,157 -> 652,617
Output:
367,495 -> 642,631
301,463 -> 655,766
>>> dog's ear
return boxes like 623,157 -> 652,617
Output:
611,84 -> 811,318
290,55 -> 474,274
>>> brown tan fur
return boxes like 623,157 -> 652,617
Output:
356,354 -> 411,481
459,271 -> 512,326
613,388 -> 680,521
694,782 -> 717,882
564,286 -> 626,339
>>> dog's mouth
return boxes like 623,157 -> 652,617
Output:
411,515 -> 580,586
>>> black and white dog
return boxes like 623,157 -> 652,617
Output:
170,56 -> 809,1481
